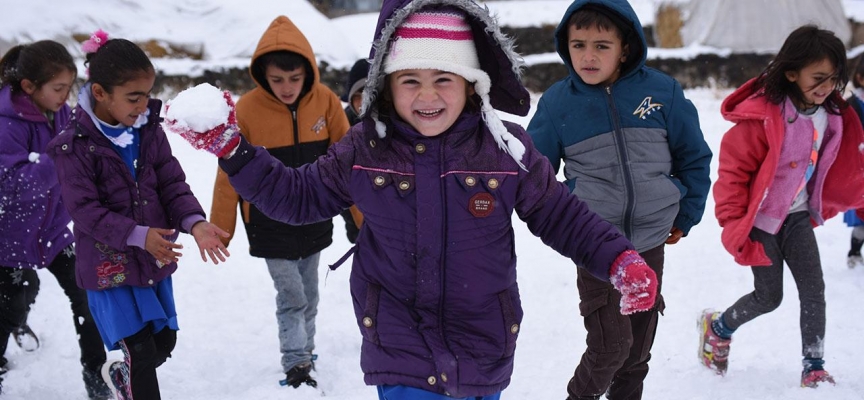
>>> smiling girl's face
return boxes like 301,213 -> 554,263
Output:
389,69 -> 473,137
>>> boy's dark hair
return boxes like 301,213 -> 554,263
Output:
563,4 -> 642,77
84,39 -> 153,93
851,55 -> 864,89
252,50 -> 313,98
757,25 -> 848,113
0,41 -> 76,92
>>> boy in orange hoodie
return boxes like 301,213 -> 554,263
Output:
209,15 -> 361,389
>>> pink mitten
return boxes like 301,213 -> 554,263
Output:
164,84 -> 240,158
609,250 -> 658,315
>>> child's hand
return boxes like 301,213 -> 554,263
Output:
665,227 -> 684,244
163,84 -> 240,158
190,221 -> 231,264
609,250 -> 658,315
145,228 -> 183,266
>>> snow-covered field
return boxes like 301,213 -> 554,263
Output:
5,0 -> 864,399
4,88 -> 864,399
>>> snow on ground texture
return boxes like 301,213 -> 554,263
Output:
4,88 -> 864,400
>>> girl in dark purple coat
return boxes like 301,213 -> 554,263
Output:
46,31 -> 230,400
0,40 -> 111,399
169,1 -> 657,398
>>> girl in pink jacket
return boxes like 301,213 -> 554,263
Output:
698,25 -> 864,388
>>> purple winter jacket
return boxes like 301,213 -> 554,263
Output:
223,114 -> 632,397
0,85 -> 74,269
217,0 -> 634,396
46,98 -> 204,290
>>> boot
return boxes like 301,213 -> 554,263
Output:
83,365 -> 112,400
12,324 -> 39,352
280,362 -> 317,388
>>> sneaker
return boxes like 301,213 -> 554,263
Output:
801,369 -> 836,388
280,363 -> 317,389
101,360 -> 131,400
12,324 -> 39,352
83,366 -> 112,400
698,309 -> 731,375
847,254 -> 863,269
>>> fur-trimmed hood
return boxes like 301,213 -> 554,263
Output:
360,0 -> 530,124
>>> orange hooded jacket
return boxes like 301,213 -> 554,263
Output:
210,15 -> 360,258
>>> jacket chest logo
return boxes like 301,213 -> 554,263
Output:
469,192 -> 495,217
311,116 -> 326,135
633,96 -> 663,120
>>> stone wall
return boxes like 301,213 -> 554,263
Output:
148,21 -> 861,96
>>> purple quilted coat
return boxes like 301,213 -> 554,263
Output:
218,0 -> 634,396
0,85 -> 73,269
47,97 -> 204,290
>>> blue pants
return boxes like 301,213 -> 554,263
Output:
377,385 -> 501,400
265,253 -> 320,372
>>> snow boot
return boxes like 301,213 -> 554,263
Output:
101,360 -> 131,400
279,362 -> 317,388
83,365 -> 112,400
801,369 -> 835,388
698,309 -> 731,375
12,324 -> 39,352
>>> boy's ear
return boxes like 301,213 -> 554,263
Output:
621,44 -> 630,63
20,79 -> 37,96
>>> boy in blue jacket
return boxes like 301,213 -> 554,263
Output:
527,0 -> 712,399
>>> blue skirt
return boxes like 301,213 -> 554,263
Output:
87,276 -> 179,350
377,385 -> 501,400
844,209 -> 863,227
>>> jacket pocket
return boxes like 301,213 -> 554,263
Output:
359,282 -> 382,345
497,288 -> 522,358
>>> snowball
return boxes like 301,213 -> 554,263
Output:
28,152 -> 40,163
165,83 -> 230,133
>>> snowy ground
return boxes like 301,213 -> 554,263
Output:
4,88 -> 864,399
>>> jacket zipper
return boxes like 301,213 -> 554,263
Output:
605,86 -> 636,239
290,105 -> 300,167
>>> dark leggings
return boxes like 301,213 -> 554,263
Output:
723,212 -> 826,359
119,325 -> 177,400
0,249 -> 106,371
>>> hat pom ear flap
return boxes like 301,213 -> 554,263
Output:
475,77 -> 526,170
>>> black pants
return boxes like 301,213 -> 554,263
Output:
723,212 -> 826,359
119,325 -> 177,400
567,244 -> 665,400
0,248 -> 106,371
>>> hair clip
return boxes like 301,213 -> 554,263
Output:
82,29 -> 109,54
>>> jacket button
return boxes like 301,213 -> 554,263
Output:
374,176 -> 385,186
362,316 -> 373,328
465,176 -> 476,186
488,178 -> 499,189
61,144 -> 68,150
134,201 -> 139,206
415,143 -> 426,153
510,324 -> 519,334
369,140 -> 376,148
148,279 -> 154,285
89,145 -> 95,152
399,181 -> 410,190
790,161 -> 797,168
440,372 -> 448,383
427,376 -> 437,385
142,200 -> 148,205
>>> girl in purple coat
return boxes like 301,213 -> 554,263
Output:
46,31 -> 230,400
169,1 -> 657,399
0,40 -> 111,399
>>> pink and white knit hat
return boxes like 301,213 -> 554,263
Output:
381,7 -> 526,168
